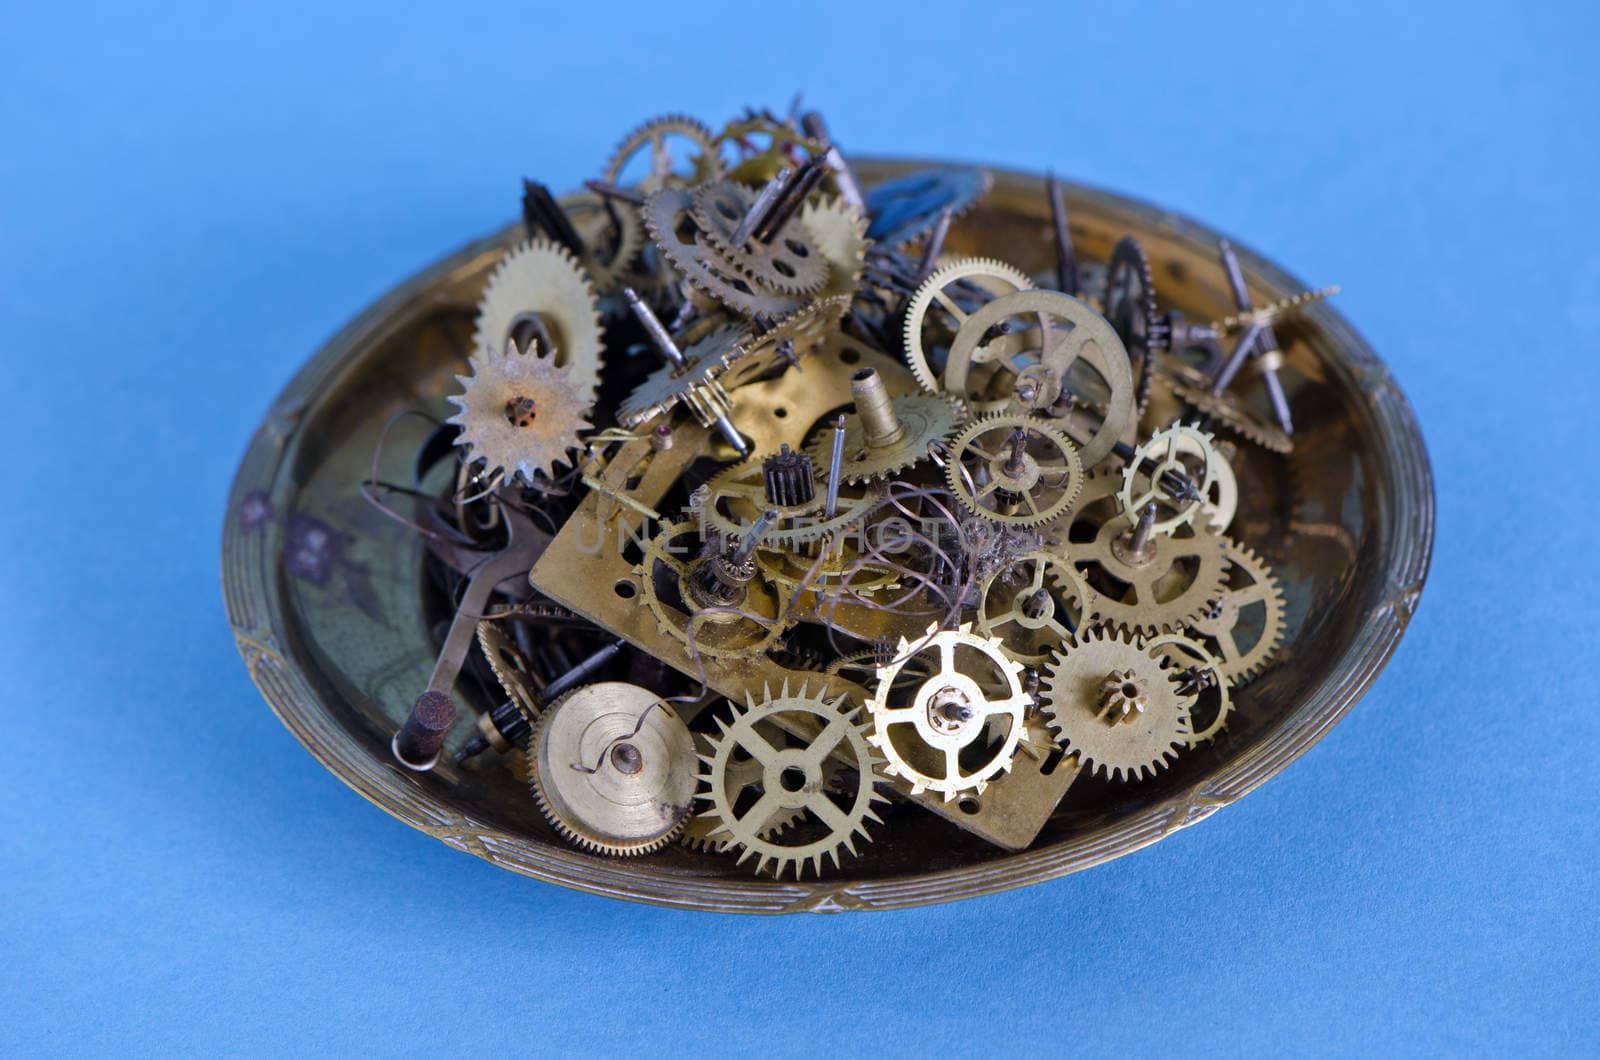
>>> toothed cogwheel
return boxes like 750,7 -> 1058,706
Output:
974,549 -> 1097,665
800,196 -> 870,303
529,682 -> 696,856
698,451 -> 879,550
1041,628 -> 1192,782
1146,633 -> 1234,744
634,520 -> 792,663
1188,541 -> 1286,687
642,185 -> 806,320
1074,513 -> 1230,636
903,257 -> 1035,396
1169,378 -> 1294,455
603,113 -> 723,191
694,681 -> 886,878
692,180 -> 828,296
946,414 -> 1084,528
471,238 -> 604,403
716,112 -> 826,185
475,619 -> 540,721
803,392 -> 963,484
681,732 -> 810,853
1104,236 -> 1169,363
446,338 -> 591,485
866,624 -> 1030,801
1118,423 -> 1222,536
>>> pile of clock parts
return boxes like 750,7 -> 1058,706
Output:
380,107 -> 1334,878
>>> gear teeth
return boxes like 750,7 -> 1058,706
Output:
902,257 -> 1036,395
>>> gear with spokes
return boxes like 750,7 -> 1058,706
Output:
530,681 -> 697,856
1040,627 -> 1192,782
974,549 -> 1097,665
805,391 -> 963,484
946,413 -> 1084,528
865,624 -> 1031,801
1071,510 -> 1230,636
603,113 -> 723,190
1118,423 -> 1222,536
902,257 -> 1035,396
694,681 -> 886,878
446,338 -> 591,485
692,179 -> 829,296
634,519 -> 792,663
1188,540 -> 1286,687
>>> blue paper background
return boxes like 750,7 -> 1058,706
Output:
3,2 -> 1597,1054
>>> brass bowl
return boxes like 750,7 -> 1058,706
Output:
222,160 -> 1433,913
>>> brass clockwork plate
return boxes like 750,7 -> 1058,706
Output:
221,160 -> 1433,913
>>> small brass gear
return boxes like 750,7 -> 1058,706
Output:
603,113 -> 723,190
865,624 -> 1031,801
902,257 -> 1035,396
946,414 -> 1084,528
801,196 -> 870,303
1169,377 -> 1294,455
698,452 -> 879,549
1118,423 -> 1222,536
1072,513 -> 1230,636
529,682 -> 697,856
1188,541 -> 1287,687
803,392 -> 963,484
471,238 -> 605,404
692,180 -> 828,296
974,549 -> 1097,665
445,338 -> 591,485
715,112 -> 826,185
694,681 -> 886,878
1147,632 -> 1234,744
1040,627 -> 1192,782
475,619 -> 540,721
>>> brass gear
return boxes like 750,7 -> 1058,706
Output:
865,624 -> 1031,800
694,681 -> 885,878
1041,627 -> 1192,782
974,549 -> 1097,665
445,338 -> 591,485
803,392 -> 962,484
754,542 -> 902,600
558,191 -> 645,290
720,294 -> 852,392
944,289 -> 1136,469
692,180 -> 828,296
603,113 -> 723,190
529,682 -> 697,856
946,414 -> 1084,528
801,196 -> 870,303
616,328 -> 743,428
1189,541 -> 1286,687
1073,513 -> 1230,636
641,185 -> 805,320
902,257 -> 1035,395
716,112 -> 826,185
471,238 -> 605,404
1118,423 -> 1222,536
681,731 -> 809,853
634,519 -> 792,662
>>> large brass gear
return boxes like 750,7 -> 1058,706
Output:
946,414 -> 1084,528
616,328 -> 743,428
681,731 -> 809,853
475,619 -> 541,721
694,681 -> 886,878
1040,627 -> 1192,782
529,681 -> 697,856
641,185 -> 805,320
558,191 -> 645,291
603,113 -> 723,191
698,453 -> 879,549
471,238 -> 605,404
445,338 -> 591,485
944,289 -> 1136,470
692,180 -> 829,296
1189,541 -> 1286,687
804,392 -> 962,484
974,549 -> 1097,665
902,257 -> 1035,396
1072,513 -> 1230,636
1118,423 -> 1222,536
865,624 -> 1031,801
634,519 -> 792,663
720,294 -> 852,392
